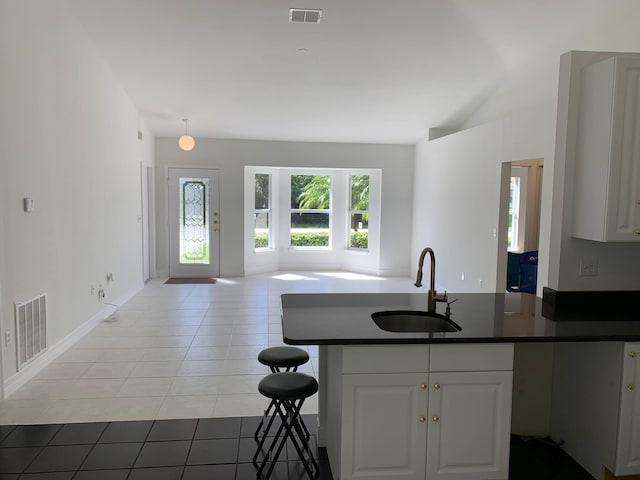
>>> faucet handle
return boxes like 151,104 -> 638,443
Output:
445,297 -> 457,318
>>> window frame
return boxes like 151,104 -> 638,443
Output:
508,167 -> 528,253
347,174 -> 370,251
253,172 -> 273,251
289,174 -> 333,249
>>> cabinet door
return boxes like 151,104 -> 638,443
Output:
341,373 -> 428,480
615,344 -> 640,475
426,371 -> 513,480
573,55 -> 640,242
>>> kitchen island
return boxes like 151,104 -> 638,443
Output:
281,291 -> 640,480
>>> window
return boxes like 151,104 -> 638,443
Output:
507,176 -> 520,252
254,173 -> 271,250
348,175 -> 369,249
290,175 -> 331,247
508,167 -> 528,252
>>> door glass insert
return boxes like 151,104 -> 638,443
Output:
180,177 -> 210,264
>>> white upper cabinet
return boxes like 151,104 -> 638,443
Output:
572,55 -> 640,242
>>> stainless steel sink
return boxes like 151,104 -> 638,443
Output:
371,310 -> 462,333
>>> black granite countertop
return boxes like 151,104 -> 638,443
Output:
280,292 -> 640,345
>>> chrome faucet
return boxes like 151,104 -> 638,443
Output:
414,247 -> 448,313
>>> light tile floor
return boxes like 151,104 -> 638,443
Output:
1,271 -> 415,424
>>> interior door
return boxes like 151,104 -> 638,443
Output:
168,167 -> 220,278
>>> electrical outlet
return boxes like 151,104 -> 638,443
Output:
579,258 -> 598,277
5,331 -> 12,346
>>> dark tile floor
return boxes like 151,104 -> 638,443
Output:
0,416 -> 330,480
509,435 -> 596,480
0,418 -> 596,480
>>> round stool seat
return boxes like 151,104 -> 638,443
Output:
258,346 -> 309,369
258,372 -> 318,401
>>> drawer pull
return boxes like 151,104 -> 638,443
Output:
432,416 -> 440,423
419,416 -> 426,423
630,352 -> 638,359
433,383 -> 440,390
628,384 -> 635,391
420,383 -> 427,390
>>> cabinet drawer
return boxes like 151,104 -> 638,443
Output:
342,345 -> 429,374
430,343 -> 514,372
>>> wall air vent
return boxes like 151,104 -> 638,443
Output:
289,8 -> 322,24
15,293 -> 48,370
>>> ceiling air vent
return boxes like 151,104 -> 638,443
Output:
289,8 -> 322,24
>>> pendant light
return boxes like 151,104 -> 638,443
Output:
178,118 -> 195,151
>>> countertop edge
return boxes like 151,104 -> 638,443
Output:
283,335 -> 640,345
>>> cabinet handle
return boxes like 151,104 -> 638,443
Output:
432,416 -> 440,423
628,384 -> 635,391
420,383 -> 427,389
419,416 -> 426,423
433,383 -> 440,390
630,352 -> 638,359
635,229 -> 640,235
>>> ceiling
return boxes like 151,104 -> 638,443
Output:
67,0 -> 638,144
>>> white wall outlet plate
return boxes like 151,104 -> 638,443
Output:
579,258 -> 598,276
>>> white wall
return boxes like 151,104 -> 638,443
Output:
414,51 -> 640,295
154,138 -> 414,278
412,103 -> 556,294
0,1 -> 153,389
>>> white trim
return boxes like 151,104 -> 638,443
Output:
2,284 -> 142,399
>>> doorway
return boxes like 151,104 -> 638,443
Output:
498,159 -> 544,298
168,167 -> 220,278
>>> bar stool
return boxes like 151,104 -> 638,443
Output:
254,346 -> 310,441
253,372 -> 319,480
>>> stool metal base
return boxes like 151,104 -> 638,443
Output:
253,396 -> 319,480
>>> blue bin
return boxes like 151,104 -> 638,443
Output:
507,251 -> 538,294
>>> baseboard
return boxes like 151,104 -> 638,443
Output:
244,263 -> 278,276
3,283 -> 142,399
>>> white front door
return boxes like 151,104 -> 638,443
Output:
168,167 -> 220,278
